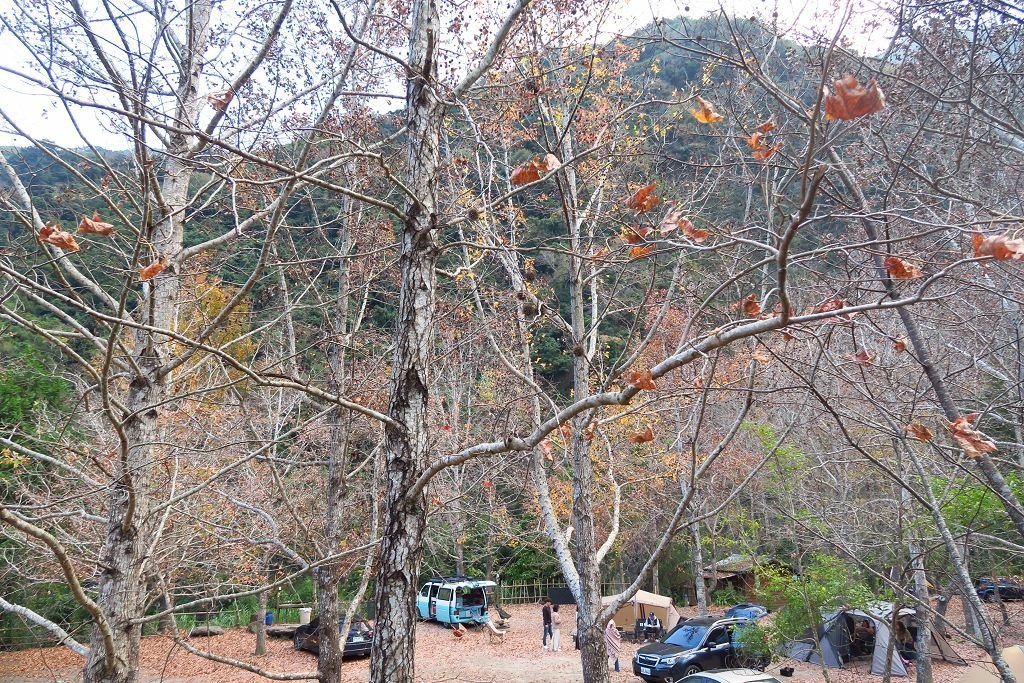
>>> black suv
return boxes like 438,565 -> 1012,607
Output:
292,615 -> 373,658
633,616 -> 763,683
976,577 -> 1024,602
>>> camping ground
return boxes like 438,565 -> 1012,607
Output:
0,602 -> 1020,683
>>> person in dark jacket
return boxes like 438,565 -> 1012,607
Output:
542,599 -> 553,650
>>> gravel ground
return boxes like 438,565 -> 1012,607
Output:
0,601 -> 1020,682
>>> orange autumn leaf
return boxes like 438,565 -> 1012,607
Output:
894,337 -> 907,353
39,223 -> 80,252
626,183 -> 660,213
782,331 -> 796,341
823,74 -> 886,121
680,218 -> 709,243
207,89 -> 234,111
510,158 -> 547,186
851,350 -> 873,366
626,369 -> 657,390
746,132 -> 764,150
627,425 -> 655,444
540,439 -> 554,460
140,257 -> 168,281
690,96 -> 724,124
947,417 -> 997,458
77,211 -> 114,236
973,231 -> 1024,260
905,422 -> 934,441
735,293 -> 762,317
757,118 -> 776,133
752,143 -> 783,160
884,256 -> 923,279
630,245 -> 656,259
622,225 -> 650,244
811,298 -> 856,322
559,423 -> 572,440
582,420 -> 597,441
660,209 -> 709,243
589,246 -> 610,260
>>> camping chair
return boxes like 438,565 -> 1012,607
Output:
494,606 -> 512,629
486,618 -> 508,644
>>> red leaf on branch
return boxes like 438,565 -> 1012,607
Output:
207,89 -> 234,111
582,421 -> 597,441
39,223 -> 80,251
559,423 -> 572,440
850,350 -> 873,366
734,294 -> 762,317
905,422 -> 934,441
824,75 -> 886,121
757,118 -> 776,133
893,337 -> 907,352
948,417 -> 997,458
140,257 -> 168,281
973,231 -> 1024,260
540,439 -> 554,460
884,256 -> 923,279
510,158 -> 547,186
752,143 -> 783,160
690,96 -> 724,124
626,369 -> 657,390
622,225 -> 650,244
626,183 -> 660,213
627,425 -> 655,443
77,211 -> 115,236
630,245 -> 656,259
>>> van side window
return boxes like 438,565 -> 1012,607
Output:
438,588 -> 453,601
420,585 -> 430,596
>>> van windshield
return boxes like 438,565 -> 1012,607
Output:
664,624 -> 708,649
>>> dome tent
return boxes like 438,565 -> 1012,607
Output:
783,602 -> 964,677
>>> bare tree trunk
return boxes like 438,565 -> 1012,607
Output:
904,444 -> 1014,683
82,6 -> 212,680
692,523 -> 708,616
256,590 -> 268,656
368,0 -> 443,680
910,538 -> 933,683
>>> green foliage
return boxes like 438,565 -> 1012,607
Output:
711,585 -> 744,606
755,555 -> 874,650
733,620 -> 774,667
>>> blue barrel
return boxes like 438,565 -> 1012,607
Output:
265,612 -> 274,626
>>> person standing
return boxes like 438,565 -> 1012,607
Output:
542,598 -> 553,650
551,603 -> 561,651
606,618 -> 622,672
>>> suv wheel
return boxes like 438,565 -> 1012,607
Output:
683,664 -> 702,677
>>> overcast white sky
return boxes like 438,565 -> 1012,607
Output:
0,0 -> 894,150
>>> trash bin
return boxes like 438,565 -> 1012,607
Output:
298,608 -> 312,625
265,612 -> 274,626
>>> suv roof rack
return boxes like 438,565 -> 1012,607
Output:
428,575 -> 476,583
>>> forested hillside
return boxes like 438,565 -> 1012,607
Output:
1,2 -> 1024,683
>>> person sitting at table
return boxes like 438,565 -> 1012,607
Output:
643,611 -> 662,640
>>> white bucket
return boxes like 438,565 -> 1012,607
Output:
298,608 -> 312,625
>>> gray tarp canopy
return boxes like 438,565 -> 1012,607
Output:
783,602 -> 965,677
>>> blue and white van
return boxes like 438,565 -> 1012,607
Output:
416,576 -> 498,625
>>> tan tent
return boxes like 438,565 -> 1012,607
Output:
958,646 -> 1024,683
602,590 -> 681,632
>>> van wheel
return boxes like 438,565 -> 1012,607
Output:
683,664 -> 702,677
